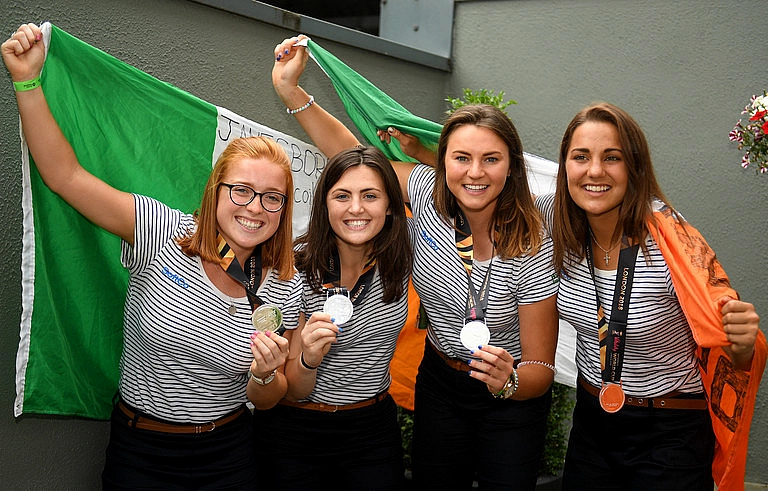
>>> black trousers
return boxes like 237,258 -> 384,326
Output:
256,394 -> 405,490
411,342 -> 551,491
562,379 -> 715,491
102,401 -> 255,490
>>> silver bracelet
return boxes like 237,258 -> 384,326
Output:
517,360 -> 558,376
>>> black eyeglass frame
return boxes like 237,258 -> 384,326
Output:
218,183 -> 287,213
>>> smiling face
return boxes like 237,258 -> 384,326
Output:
216,157 -> 288,263
326,165 -> 390,251
565,121 -> 628,226
444,124 -> 511,221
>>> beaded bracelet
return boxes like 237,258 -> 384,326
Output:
286,95 -> 315,115
517,360 -> 558,376
13,76 -> 41,92
493,367 -> 519,399
300,352 -> 319,370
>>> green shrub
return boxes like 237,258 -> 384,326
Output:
445,88 -> 517,115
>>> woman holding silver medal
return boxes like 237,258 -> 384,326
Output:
257,61 -> 414,488
3,23 -> 301,490
270,35 -> 559,490
537,102 -> 764,490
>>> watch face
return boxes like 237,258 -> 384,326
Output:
250,369 -> 276,385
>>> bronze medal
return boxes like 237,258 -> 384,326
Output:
599,383 -> 625,413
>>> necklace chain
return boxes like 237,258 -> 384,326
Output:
590,230 -> 620,266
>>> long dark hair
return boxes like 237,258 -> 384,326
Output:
433,104 -> 543,258
294,146 -> 413,302
552,102 -> 678,274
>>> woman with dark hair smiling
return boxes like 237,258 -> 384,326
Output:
270,34 -> 559,490
257,146 -> 413,490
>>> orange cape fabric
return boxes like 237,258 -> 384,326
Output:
648,206 -> 767,490
388,280 -> 426,411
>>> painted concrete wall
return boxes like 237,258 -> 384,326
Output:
1,0 -> 766,487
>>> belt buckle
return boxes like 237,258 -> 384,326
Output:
194,422 -> 215,434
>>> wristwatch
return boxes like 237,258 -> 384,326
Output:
249,368 -> 277,386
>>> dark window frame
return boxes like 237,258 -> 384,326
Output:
189,0 -> 452,71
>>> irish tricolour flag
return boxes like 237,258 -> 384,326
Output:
15,23 -> 570,420
15,23 -> 324,419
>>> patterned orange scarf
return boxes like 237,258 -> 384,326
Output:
648,206 -> 767,490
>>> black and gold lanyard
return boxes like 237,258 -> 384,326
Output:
216,233 -> 264,312
455,210 -> 494,323
585,230 -> 639,384
321,249 -> 377,307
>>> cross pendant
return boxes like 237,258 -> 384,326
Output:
604,252 -> 610,266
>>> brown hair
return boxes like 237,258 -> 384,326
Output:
294,146 -> 413,303
552,102 -> 678,274
177,137 -> 295,280
434,104 -> 543,258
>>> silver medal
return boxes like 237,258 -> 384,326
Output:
251,304 -> 284,334
460,320 -> 490,351
323,294 -> 354,325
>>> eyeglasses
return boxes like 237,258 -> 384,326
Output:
219,183 -> 287,213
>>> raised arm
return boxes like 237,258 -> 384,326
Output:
272,35 -> 419,202
272,35 -> 360,158
2,24 -> 135,244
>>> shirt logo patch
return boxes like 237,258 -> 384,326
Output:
162,266 -> 189,289
420,230 -> 439,251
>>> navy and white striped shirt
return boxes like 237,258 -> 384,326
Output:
299,269 -> 409,405
408,165 -> 558,361
119,195 -> 300,422
537,193 -> 702,397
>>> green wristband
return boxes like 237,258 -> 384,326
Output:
13,76 -> 41,92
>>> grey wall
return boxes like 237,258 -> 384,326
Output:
1,0 -> 766,487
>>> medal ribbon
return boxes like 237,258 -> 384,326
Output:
216,233 -> 264,312
585,229 -> 639,383
321,249 -> 377,306
455,210 -> 494,323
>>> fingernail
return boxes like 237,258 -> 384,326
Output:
284,49 -> 289,54
338,327 -> 344,333
467,359 -> 472,365
265,331 -> 272,337
331,317 -> 336,323
478,345 -> 483,349
468,370 -> 473,376
250,332 -> 256,339
388,127 -> 395,134
469,350 -> 474,355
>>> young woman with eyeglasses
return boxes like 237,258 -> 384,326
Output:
3,23 -> 300,489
